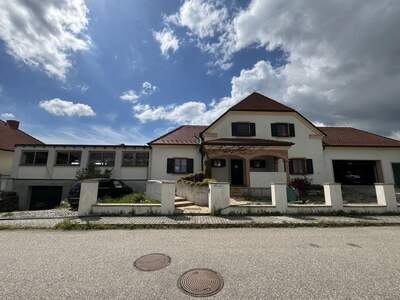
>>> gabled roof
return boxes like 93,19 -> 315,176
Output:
201,92 -> 325,136
0,120 -> 43,151
230,92 -> 295,112
149,125 -> 207,145
319,127 -> 400,147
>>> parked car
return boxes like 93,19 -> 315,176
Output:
67,179 -> 133,209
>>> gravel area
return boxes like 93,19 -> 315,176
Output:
0,208 -> 77,220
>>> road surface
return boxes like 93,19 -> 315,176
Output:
0,227 -> 399,299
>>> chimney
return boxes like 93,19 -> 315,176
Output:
6,120 -> 19,130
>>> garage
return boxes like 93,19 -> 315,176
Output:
332,160 -> 380,185
29,186 -> 63,210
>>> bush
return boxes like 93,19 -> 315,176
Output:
178,173 -> 216,186
97,192 -> 159,204
76,164 -> 112,180
289,177 -> 312,202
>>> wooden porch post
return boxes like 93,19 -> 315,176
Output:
245,158 -> 251,187
284,159 -> 290,183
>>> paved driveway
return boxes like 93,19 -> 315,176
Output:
0,227 -> 399,299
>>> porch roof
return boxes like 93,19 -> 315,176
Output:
203,138 -> 294,147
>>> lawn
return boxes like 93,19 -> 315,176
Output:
98,193 -> 160,204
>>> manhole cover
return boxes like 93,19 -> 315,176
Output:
178,268 -> 224,297
134,253 -> 171,271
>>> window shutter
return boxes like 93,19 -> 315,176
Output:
167,158 -> 174,173
306,159 -> 314,174
271,124 -> 278,136
250,123 -> 256,136
289,124 -> 295,137
187,159 -> 194,173
231,123 -> 238,136
289,159 -> 294,174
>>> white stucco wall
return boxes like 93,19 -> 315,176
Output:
149,145 -> 202,180
324,147 -> 400,184
0,150 -> 14,176
203,111 -> 326,184
250,172 -> 287,187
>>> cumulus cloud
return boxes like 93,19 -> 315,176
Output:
1,112 -> 16,119
153,28 -> 179,57
141,81 -> 157,95
155,0 -> 400,137
39,98 -> 95,117
120,90 -> 140,102
0,0 -> 90,80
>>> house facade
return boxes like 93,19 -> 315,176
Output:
9,92 -> 400,209
149,93 -> 400,188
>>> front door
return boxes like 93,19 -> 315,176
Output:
393,163 -> 400,187
231,159 -> 244,185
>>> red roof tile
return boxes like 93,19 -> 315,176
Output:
203,138 -> 294,147
0,120 -> 43,151
230,92 -> 295,112
149,125 -> 207,145
319,127 -> 400,147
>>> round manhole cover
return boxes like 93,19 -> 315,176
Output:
178,268 -> 224,297
134,253 -> 171,271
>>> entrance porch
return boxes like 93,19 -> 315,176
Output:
202,139 -> 293,189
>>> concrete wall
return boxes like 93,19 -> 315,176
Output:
0,150 -> 14,176
202,111 -> 326,184
176,181 -> 209,206
249,172 -> 287,188
324,147 -> 400,184
149,145 -> 202,180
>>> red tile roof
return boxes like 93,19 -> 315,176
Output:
230,92 -> 295,112
0,120 -> 43,151
149,125 -> 207,145
319,127 -> 400,147
203,138 -> 294,147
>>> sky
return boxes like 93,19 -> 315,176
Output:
0,0 -> 399,145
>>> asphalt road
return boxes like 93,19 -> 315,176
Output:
0,227 -> 399,299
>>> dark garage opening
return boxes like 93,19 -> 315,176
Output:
332,160 -> 378,185
30,186 -> 63,210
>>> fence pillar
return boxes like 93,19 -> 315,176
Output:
78,179 -> 99,216
208,182 -> 230,214
160,181 -> 176,215
375,183 -> 398,212
323,183 -> 343,211
271,183 -> 287,213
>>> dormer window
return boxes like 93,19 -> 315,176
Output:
232,122 -> 256,137
271,123 -> 295,137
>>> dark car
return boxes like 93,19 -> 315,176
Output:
67,179 -> 133,209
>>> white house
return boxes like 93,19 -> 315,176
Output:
9,92 -> 400,209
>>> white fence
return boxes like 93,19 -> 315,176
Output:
220,183 -> 399,215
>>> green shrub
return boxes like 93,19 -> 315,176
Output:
178,172 -> 216,186
76,163 -> 112,180
98,192 -> 159,204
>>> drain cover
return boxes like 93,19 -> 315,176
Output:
134,253 -> 171,271
178,268 -> 224,297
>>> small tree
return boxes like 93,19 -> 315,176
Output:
289,177 -> 311,203
75,164 -> 112,180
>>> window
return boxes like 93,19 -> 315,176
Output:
122,151 -> 149,167
167,158 -> 194,174
232,122 -> 256,137
271,123 -> 295,137
289,158 -> 313,175
211,159 -> 226,168
20,151 -> 48,166
250,160 -> 266,169
55,151 -> 81,166
88,151 -> 115,167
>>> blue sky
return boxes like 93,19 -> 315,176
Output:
0,0 -> 399,144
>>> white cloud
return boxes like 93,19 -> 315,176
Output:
167,0 -> 228,39
153,28 -> 179,57
120,90 -> 140,102
141,81 -> 157,95
0,0 -> 90,80
39,98 -> 95,117
1,112 -> 16,119
133,101 -> 207,124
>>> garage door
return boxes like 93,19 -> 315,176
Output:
30,186 -> 63,210
332,160 -> 377,185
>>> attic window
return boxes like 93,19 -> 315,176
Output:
232,122 -> 256,137
271,123 -> 295,137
